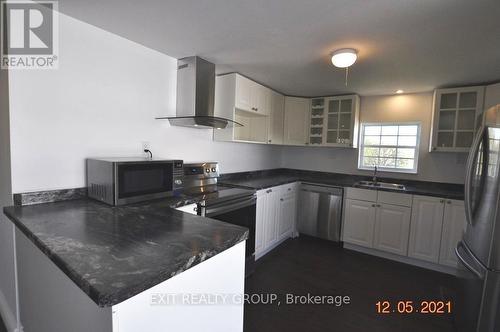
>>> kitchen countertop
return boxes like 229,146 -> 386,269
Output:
220,169 -> 465,200
3,196 -> 248,307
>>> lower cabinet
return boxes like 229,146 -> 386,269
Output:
408,196 -> 446,263
255,183 -> 297,259
373,204 -> 411,256
343,199 -> 376,248
343,188 -> 466,272
344,198 -> 410,255
277,191 -> 297,242
439,199 -> 467,267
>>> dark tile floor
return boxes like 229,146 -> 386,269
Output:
244,236 -> 457,332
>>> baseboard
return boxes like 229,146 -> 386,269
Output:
0,288 -> 19,332
344,243 -> 458,276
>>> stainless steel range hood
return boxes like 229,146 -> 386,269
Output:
156,56 -> 241,129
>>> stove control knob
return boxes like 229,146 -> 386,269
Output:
205,168 -> 210,173
211,167 -> 217,172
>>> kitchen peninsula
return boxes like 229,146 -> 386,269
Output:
3,194 -> 248,332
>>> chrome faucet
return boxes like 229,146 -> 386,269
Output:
372,166 -> 378,183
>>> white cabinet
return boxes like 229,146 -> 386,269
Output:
235,74 -> 269,115
343,188 -> 411,254
343,199 -> 377,248
439,199 -> 467,267
344,188 -> 466,272
256,188 -> 278,256
268,91 -> 285,144
255,183 -> 297,259
284,97 -> 310,145
430,86 -> 485,152
308,95 -> 360,147
373,204 -> 411,255
277,190 -> 297,242
214,73 -> 285,145
408,195 -> 445,263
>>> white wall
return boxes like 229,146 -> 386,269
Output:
7,13 -> 282,194
281,93 -> 467,184
0,65 -> 17,331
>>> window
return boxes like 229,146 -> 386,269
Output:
358,123 -> 421,173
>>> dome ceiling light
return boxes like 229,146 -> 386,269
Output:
331,48 -> 358,86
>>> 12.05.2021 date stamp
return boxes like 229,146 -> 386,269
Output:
376,300 -> 452,314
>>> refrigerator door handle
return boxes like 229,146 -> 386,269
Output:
464,126 -> 485,226
456,241 -> 483,278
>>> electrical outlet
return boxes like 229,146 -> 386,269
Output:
142,141 -> 150,151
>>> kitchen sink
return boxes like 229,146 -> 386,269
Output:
354,180 -> 406,191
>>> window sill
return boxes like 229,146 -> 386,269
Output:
358,166 -> 418,175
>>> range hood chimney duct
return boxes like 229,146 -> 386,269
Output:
157,56 -> 241,129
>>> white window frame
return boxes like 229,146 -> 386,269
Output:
358,122 -> 421,174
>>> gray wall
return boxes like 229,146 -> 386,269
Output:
281,92 -> 467,184
0,67 -> 17,330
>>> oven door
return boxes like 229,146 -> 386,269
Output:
201,195 -> 256,275
116,161 -> 175,205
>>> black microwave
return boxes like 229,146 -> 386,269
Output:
86,158 -> 183,205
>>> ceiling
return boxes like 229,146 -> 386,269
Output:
55,0 -> 500,96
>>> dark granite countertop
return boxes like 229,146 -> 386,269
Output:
3,197 -> 248,307
220,169 -> 464,200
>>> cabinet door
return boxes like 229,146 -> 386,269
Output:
263,189 -> 279,249
439,200 -> 467,267
343,199 -> 376,248
235,74 -> 253,112
324,95 -> 359,148
277,192 -> 297,241
408,196 -> 445,263
284,97 -> 310,145
268,91 -> 285,144
430,86 -> 484,152
373,204 -> 411,256
255,190 -> 268,255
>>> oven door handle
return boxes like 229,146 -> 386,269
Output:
203,196 -> 256,217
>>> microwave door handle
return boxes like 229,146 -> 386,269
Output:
464,126 -> 485,226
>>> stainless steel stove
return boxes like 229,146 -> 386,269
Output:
183,162 -> 256,275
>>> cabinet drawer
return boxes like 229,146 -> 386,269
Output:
345,187 -> 377,202
377,191 -> 413,207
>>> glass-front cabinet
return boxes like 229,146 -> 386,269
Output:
430,86 -> 484,152
308,95 -> 360,148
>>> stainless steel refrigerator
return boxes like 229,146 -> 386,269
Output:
456,104 -> 500,332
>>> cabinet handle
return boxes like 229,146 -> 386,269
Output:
440,199 -> 445,203
372,204 -> 376,207
288,188 -> 292,191
447,200 -> 452,204
280,198 -> 284,202
268,140 -> 272,143
266,189 -> 272,193
377,204 -> 381,207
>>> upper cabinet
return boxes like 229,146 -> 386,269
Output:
213,73 -> 361,148
268,91 -> 285,145
284,97 -> 310,146
235,74 -> 270,116
214,73 -> 276,144
308,95 -> 360,148
429,86 -> 485,152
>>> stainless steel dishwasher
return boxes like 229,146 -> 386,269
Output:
298,183 -> 343,242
